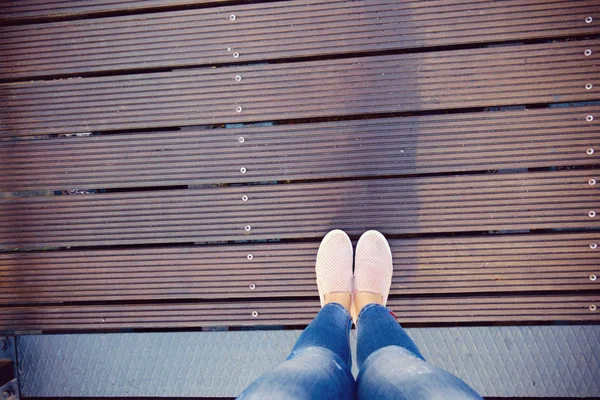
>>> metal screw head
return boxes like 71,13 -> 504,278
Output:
238,136 -> 245,143
251,311 -> 259,317
244,225 -> 251,232
585,16 -> 593,24
591,243 -> 598,249
587,148 -> 595,155
242,195 -> 249,202
240,167 -> 247,174
587,115 -> 594,122
586,83 -> 593,90
233,52 -> 240,58
236,106 -> 243,113
235,75 -> 242,82
589,210 -> 596,218
590,274 -> 597,281
229,14 -> 236,21
247,253 -> 253,260
2,389 -> 12,400
590,304 -> 597,311
249,283 -> 256,290
585,49 -> 593,56
590,178 -> 597,185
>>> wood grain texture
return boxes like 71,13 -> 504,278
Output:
1,170 -> 598,249
1,107 -> 598,191
1,0 -> 598,78
0,294 -> 597,333
1,39 -> 599,136
0,0 -> 229,21
0,233 -> 597,305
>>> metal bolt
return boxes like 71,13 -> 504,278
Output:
585,49 -> 593,56
589,210 -> 596,218
235,75 -> 242,82
245,225 -> 251,232
587,148 -> 594,155
589,178 -> 597,185
251,311 -> 259,317
236,106 -> 243,113
590,274 -> 597,281
238,136 -> 245,143
229,14 -> 236,21
587,115 -> 594,122
247,253 -> 253,260
590,243 -> 598,249
586,83 -> 593,90
2,389 -> 12,400
240,167 -> 247,174
585,16 -> 593,24
590,304 -> 597,311
233,52 -> 240,58
242,195 -> 249,202
249,283 -> 256,290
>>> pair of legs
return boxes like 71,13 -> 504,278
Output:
238,230 -> 482,399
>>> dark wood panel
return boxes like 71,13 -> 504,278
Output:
0,233 -> 597,305
1,0 -> 598,78
1,107 -> 598,191
0,294 -> 597,333
0,0 -> 229,21
1,40 -> 599,136
1,170 -> 598,249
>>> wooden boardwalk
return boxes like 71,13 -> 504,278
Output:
0,0 -> 599,333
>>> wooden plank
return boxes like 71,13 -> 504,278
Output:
1,170 -> 598,249
2,0 -> 599,79
0,233 -> 597,305
0,294 -> 597,333
0,0 -> 229,21
1,39 -> 599,136
1,107 -> 597,191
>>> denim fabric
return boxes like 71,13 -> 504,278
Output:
357,346 -> 483,400
237,303 -> 355,399
356,303 -> 424,366
289,302 -> 354,368
237,302 -> 482,400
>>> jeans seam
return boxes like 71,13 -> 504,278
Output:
330,302 -> 352,367
340,305 -> 352,367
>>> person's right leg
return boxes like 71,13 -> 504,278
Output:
237,302 -> 355,400
237,230 -> 356,399
353,230 -> 482,400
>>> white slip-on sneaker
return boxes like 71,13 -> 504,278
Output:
354,230 -> 393,307
315,229 -> 354,307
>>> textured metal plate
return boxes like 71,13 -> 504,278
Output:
17,326 -> 600,398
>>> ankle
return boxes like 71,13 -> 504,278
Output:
324,291 -> 352,313
354,291 -> 383,320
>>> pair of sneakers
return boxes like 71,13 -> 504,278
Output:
315,229 -> 393,323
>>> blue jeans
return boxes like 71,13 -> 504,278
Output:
238,303 -> 482,399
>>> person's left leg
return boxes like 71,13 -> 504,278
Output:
237,230 -> 356,400
352,231 -> 482,400
237,302 -> 355,400
355,303 -> 482,400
